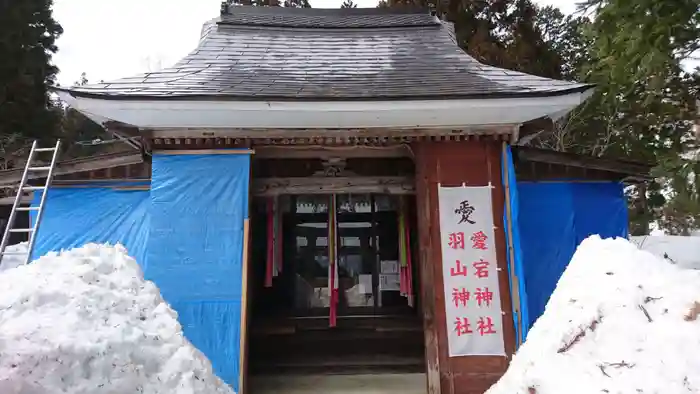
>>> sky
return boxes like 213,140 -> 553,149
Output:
51,0 -> 579,86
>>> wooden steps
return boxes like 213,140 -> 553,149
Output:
249,354 -> 425,375
248,315 -> 425,376
249,373 -> 427,394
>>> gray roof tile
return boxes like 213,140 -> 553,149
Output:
60,6 -> 592,101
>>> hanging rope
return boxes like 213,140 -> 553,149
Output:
264,197 -> 275,288
328,194 -> 339,327
404,200 -> 415,308
398,196 -> 415,307
273,196 -> 283,276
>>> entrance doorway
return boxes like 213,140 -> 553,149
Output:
248,193 -> 424,376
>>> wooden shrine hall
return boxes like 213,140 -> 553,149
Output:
0,5 -> 652,394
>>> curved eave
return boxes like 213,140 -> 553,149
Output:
55,88 -> 595,130
53,84 -> 594,102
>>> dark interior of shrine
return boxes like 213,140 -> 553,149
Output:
247,188 -> 425,376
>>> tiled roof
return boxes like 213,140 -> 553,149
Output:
60,6 -> 592,101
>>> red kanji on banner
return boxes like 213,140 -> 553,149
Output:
450,260 -> 468,277
452,288 -> 470,307
448,232 -> 465,249
454,317 -> 473,336
473,259 -> 490,278
471,231 -> 488,250
474,287 -> 494,307
477,316 -> 497,336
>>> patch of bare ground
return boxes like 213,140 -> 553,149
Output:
557,316 -> 601,354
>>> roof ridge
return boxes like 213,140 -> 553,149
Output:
217,5 -> 441,29
221,5 -> 431,17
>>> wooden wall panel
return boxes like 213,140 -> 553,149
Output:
413,140 -> 516,394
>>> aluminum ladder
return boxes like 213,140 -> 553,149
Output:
0,140 -> 61,267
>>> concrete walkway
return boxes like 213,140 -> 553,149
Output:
250,373 -> 427,394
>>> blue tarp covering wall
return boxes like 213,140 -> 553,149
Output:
501,146 -> 530,345
31,154 -> 250,390
147,153 -> 250,391
30,184 -> 149,263
516,181 -> 628,331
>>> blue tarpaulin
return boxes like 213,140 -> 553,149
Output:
29,145 -> 627,377
30,184 -> 149,263
501,145 -> 529,345
146,153 -> 250,391
516,181 -> 628,330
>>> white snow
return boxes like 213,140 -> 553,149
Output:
0,242 -> 28,272
486,236 -> 700,394
0,243 -> 234,394
631,235 -> 700,270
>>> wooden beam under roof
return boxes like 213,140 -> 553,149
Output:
0,195 -> 32,205
252,176 -> 415,196
514,147 -> 654,181
253,145 -> 412,159
0,151 -> 144,187
144,125 -> 517,140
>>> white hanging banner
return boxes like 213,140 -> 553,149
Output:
438,185 -> 506,357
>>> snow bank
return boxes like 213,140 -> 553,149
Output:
0,243 -> 234,394
486,236 -> 700,394
631,235 -> 700,270
0,242 -> 28,272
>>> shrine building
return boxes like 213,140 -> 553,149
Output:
0,5 -> 651,394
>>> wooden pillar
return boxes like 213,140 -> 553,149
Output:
415,143 -> 441,394
413,139 -> 516,394
239,153 -> 255,394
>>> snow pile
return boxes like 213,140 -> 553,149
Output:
0,244 -> 234,394
487,236 -> 700,394
631,235 -> 700,270
0,242 -> 28,272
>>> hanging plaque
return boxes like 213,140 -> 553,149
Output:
438,185 -> 506,357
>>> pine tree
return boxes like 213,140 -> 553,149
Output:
283,0 -> 311,7
580,0 -> 699,96
577,0 -> 700,234
651,72 -> 700,235
533,6 -> 591,81
0,0 -> 63,141
0,0 -> 62,190
341,0 -> 358,8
